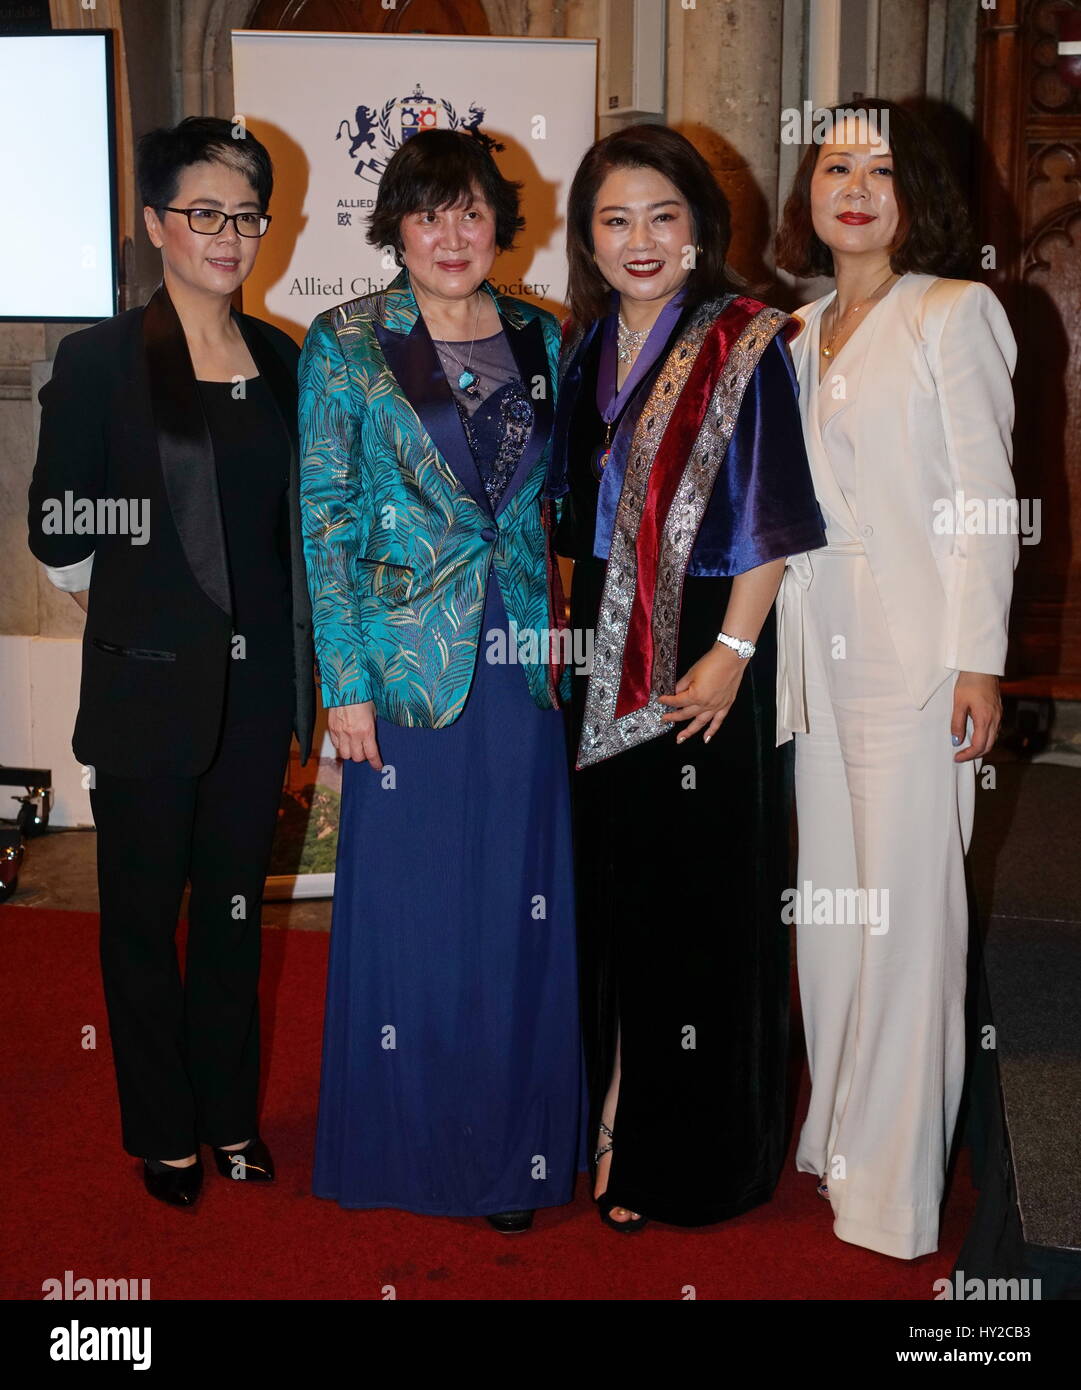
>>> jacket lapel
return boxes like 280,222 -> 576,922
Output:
791,293 -> 860,536
850,272 -> 926,531
236,311 -> 297,440
373,270 -> 558,520
237,308 -> 314,636
494,308 -> 553,517
548,319 -> 601,500
788,296 -> 825,385
375,310 -> 493,519
142,284 -> 232,617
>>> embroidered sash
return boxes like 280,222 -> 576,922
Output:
576,295 -> 794,768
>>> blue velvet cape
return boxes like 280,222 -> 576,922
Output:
549,303 -> 826,577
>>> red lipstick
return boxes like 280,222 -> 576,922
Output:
624,259 -> 664,278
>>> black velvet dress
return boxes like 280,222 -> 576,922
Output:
557,328 -> 795,1227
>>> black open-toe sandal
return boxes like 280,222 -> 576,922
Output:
211,1136 -> 275,1182
594,1122 -> 648,1233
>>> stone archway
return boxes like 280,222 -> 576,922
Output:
246,0 -> 491,32
180,0 -> 266,119
187,1 -> 558,126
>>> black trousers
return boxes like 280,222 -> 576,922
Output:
89,623 -> 294,1157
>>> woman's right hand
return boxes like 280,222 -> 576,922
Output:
328,701 -> 383,770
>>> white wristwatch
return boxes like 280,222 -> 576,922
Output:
715,631 -> 755,659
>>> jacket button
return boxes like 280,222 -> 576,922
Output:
861,524 -> 874,538
480,527 -> 497,542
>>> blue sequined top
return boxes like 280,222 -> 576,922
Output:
431,330 -> 533,511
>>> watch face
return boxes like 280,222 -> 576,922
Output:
739,641 -> 754,658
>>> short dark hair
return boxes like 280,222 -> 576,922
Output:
137,116 -> 274,213
367,129 -> 524,264
774,98 -> 974,278
565,124 -> 734,329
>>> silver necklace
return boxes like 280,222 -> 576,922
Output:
617,312 -> 650,364
434,292 -> 483,395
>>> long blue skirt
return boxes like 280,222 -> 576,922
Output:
312,573 -> 587,1215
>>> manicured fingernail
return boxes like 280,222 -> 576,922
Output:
952,734 -> 963,746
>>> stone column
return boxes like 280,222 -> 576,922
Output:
668,0 -> 786,288
876,0 -> 928,100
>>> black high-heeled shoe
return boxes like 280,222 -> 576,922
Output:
143,1155 -> 203,1208
594,1122 -> 648,1233
210,1136 -> 275,1182
485,1210 -> 534,1233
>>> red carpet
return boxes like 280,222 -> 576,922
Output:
0,905 -> 977,1300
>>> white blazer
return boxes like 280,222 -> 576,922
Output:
775,272 -> 1018,745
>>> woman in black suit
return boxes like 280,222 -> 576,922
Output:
27,118 -> 315,1207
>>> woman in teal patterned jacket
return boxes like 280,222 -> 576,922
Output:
299,129 -> 584,1231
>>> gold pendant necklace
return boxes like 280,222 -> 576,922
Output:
820,270 -> 897,359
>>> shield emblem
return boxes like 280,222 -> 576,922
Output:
400,88 -> 438,141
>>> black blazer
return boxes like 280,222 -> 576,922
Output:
27,284 -> 316,777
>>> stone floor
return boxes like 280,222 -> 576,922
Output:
6,826 -> 332,931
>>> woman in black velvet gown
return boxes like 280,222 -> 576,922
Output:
552,125 -> 826,1229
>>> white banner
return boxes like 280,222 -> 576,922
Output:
230,30 -> 598,340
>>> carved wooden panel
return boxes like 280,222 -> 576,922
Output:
1031,0 -> 1081,114
979,0 -> 1081,685
246,0 -> 491,32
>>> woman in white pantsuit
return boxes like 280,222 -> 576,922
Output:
774,100 -> 1018,1259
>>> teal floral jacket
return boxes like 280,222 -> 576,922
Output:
298,269 -> 569,725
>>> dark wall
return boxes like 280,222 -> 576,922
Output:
120,0 -> 178,305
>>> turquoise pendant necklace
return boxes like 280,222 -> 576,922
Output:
437,292 -> 483,397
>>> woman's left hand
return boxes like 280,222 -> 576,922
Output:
952,672 -> 1002,762
657,645 -> 747,744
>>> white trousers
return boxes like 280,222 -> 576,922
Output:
794,548 -> 976,1260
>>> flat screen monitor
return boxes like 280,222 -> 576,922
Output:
0,31 -> 118,321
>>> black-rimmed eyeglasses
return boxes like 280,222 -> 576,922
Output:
159,207 -> 272,237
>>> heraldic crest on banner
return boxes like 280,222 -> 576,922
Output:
335,84 -> 504,185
